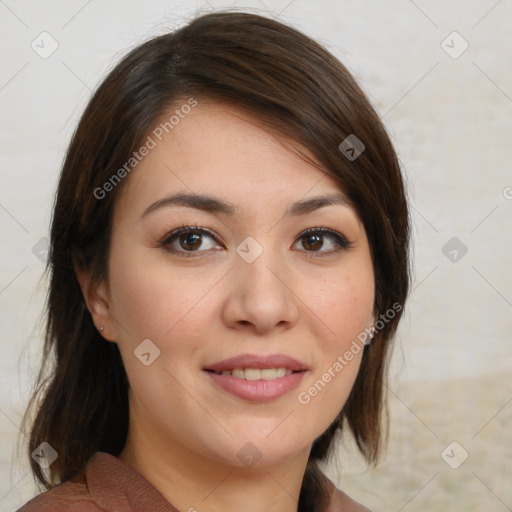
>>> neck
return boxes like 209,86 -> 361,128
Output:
119,412 -> 312,512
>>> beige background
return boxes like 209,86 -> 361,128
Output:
1,1 -> 511,511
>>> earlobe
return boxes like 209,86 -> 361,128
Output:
74,265 -> 117,342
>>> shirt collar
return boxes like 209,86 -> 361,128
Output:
85,452 -> 180,512
85,451 -> 357,512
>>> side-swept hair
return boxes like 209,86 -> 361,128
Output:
22,10 -> 410,511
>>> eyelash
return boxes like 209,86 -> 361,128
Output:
159,224 -> 353,258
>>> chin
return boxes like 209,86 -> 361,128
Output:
199,428 -> 308,469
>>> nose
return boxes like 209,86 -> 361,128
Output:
221,238 -> 299,335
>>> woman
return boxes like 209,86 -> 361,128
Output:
18,10 -> 410,512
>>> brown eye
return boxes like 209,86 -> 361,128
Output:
179,232 -> 203,251
295,228 -> 351,256
161,226 -> 222,256
302,233 -> 323,251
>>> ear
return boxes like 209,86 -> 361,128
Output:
365,309 -> 376,344
75,265 -> 118,342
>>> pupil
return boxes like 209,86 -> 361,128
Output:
182,233 -> 201,250
305,234 -> 322,251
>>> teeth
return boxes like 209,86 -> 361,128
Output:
216,367 -> 294,380
245,368 -> 262,381
261,368 -> 277,380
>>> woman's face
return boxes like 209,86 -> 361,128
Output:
98,100 -> 375,468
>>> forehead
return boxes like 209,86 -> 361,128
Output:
114,100 -> 349,220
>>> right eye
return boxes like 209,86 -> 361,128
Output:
160,225 -> 224,256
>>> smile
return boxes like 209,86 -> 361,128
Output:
203,353 -> 309,402
209,368 -> 294,380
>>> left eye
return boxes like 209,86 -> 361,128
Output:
295,227 -> 351,255
160,225 -> 351,257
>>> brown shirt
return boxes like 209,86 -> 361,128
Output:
17,452 -> 371,512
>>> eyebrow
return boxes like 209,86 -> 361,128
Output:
139,191 -> 352,220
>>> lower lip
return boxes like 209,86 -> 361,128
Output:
204,371 -> 307,403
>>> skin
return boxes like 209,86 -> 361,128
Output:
77,100 -> 375,512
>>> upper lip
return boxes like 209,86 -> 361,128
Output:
204,354 -> 309,372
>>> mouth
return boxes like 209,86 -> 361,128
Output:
203,354 -> 308,402
205,367 -> 295,380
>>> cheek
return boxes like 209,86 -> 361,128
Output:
107,243 -> 216,341
310,269 -> 375,352
297,269 -> 373,415
106,248 -> 210,426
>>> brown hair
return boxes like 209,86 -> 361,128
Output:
22,10 -> 410,511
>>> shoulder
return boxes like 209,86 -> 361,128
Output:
16,451 -> 179,512
323,474 -> 373,512
327,486 -> 373,512
16,452 -> 115,512
16,479 -> 101,512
